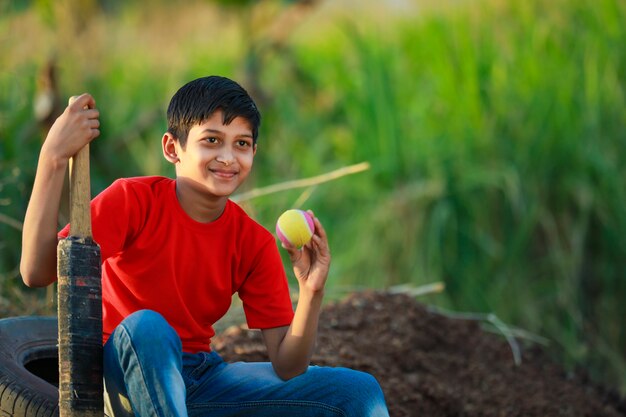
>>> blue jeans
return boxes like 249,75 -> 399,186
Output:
103,310 -> 389,417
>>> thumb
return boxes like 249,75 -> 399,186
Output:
283,242 -> 303,263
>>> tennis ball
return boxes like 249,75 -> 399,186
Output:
276,209 -> 315,248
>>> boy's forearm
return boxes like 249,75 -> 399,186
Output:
273,288 -> 324,379
20,153 -> 68,287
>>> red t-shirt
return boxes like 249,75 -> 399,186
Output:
59,176 -> 294,353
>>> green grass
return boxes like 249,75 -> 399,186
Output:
1,0 -> 625,393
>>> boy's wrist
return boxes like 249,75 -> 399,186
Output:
298,285 -> 325,304
39,146 -> 70,172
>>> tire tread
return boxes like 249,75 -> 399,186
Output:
0,318 -> 59,417
0,373 -> 57,417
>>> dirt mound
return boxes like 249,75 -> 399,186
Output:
212,291 -> 626,417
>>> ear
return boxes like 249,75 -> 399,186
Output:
253,143 -> 257,156
162,132 -> 180,164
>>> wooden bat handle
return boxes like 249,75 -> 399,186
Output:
68,96 -> 92,238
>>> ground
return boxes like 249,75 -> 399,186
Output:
212,291 -> 626,417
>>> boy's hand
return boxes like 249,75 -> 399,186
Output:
283,210 -> 331,294
42,93 -> 100,165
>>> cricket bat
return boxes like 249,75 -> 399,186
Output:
56,96 -> 103,416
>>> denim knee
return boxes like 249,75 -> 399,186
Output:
106,310 -> 187,416
118,309 -> 181,353
327,368 -> 388,415
359,371 -> 386,401
351,370 -> 383,393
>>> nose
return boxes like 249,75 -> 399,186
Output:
216,152 -> 234,167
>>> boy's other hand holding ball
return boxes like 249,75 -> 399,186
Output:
276,209 -> 330,294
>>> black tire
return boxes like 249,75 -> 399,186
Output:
0,316 -> 59,416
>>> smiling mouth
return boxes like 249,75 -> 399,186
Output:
210,169 -> 238,179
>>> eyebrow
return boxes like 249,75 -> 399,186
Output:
200,128 -> 253,139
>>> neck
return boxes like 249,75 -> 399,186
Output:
174,178 -> 227,223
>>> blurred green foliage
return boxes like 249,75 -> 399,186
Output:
1,0 -> 625,392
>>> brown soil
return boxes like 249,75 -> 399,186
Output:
212,291 -> 626,417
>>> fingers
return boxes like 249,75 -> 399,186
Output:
67,93 -> 100,140
291,211 -> 331,272
307,211 -> 330,253
75,109 -> 100,140
286,247 -> 303,266
88,118 -> 101,140
282,239 -> 303,261
68,93 -> 96,110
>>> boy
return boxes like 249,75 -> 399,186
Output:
21,76 -> 389,416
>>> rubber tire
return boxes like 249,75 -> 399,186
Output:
0,316 -> 59,416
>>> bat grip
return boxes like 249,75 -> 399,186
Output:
69,147 -> 91,237
68,96 -> 92,238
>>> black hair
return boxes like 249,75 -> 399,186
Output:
167,76 -> 261,148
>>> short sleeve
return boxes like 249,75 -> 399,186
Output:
238,235 -> 294,329
58,179 -> 144,261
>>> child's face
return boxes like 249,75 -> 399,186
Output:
171,110 -> 256,199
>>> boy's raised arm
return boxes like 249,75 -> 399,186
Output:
20,94 -> 100,287
262,211 -> 331,380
